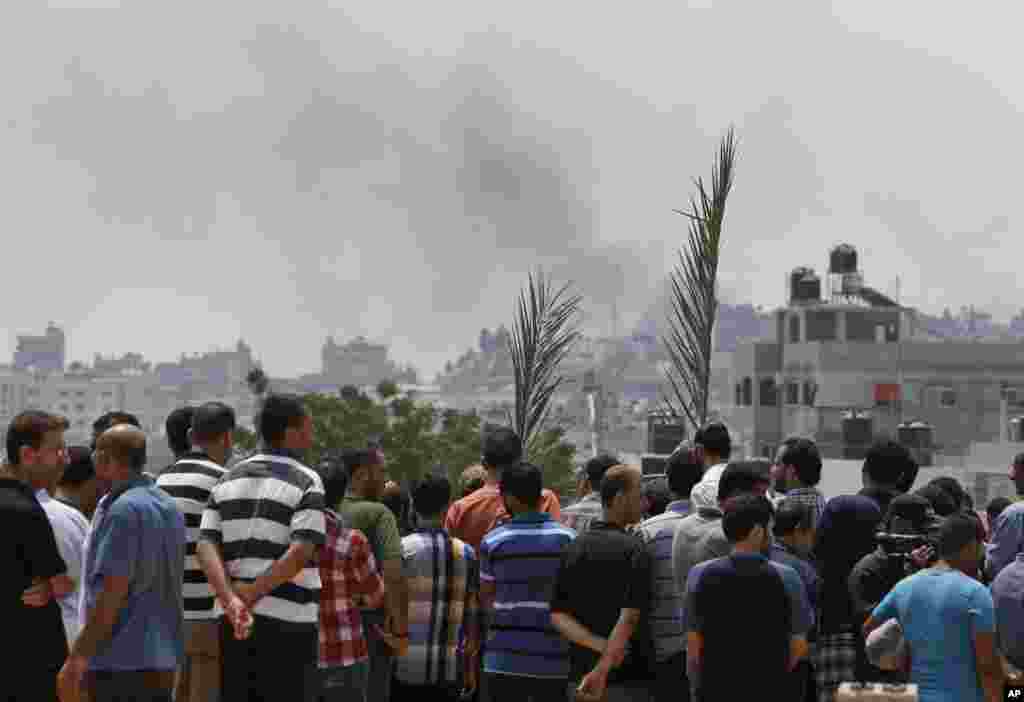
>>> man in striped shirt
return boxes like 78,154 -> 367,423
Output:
635,446 -> 703,702
479,462 -> 576,702
197,394 -> 327,702
395,473 -> 481,702
559,454 -> 618,535
157,402 -> 234,702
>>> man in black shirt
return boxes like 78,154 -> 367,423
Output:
551,464 -> 652,702
1,410 -> 75,702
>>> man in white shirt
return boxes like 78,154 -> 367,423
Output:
688,423 -> 732,510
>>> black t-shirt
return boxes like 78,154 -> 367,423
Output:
550,521 -> 652,682
0,478 -> 70,676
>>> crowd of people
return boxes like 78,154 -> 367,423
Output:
6,394 -> 1024,702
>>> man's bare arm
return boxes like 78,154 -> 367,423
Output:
974,632 -> 1004,702
197,541 -> 236,604
249,542 -> 315,600
70,575 -> 131,659
550,611 -> 608,655
381,558 -> 408,634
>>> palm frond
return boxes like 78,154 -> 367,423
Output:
662,127 -> 737,434
508,269 -> 583,452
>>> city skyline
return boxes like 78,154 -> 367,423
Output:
2,3 -> 1023,380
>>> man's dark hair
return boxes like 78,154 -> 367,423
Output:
341,448 -> 382,479
926,476 -> 968,513
258,394 -> 307,445
722,494 -> 774,543
914,484 -> 958,517
773,498 -> 814,537
382,482 -> 413,532
665,443 -> 702,498
59,445 -> 96,487
321,458 -> 348,509
695,421 -> 731,460
718,461 -> 771,503
1014,452 -> 1024,469
499,462 -> 543,509
779,438 -> 823,487
91,411 -> 140,449
937,513 -> 982,559
585,454 -> 620,491
164,406 -> 195,457
482,427 -> 523,469
413,473 -> 452,518
863,439 -> 916,488
6,411 -> 69,466
191,402 -> 236,443
987,497 -> 1012,526
642,476 -> 672,517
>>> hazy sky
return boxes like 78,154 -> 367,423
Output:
2,1 -> 1022,379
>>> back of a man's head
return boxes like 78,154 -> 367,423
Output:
937,513 -> 982,561
779,438 -> 823,487
722,494 -> 774,544
97,424 -> 148,473
987,497 -> 1012,526
665,442 -> 703,499
258,394 -> 306,446
863,439 -> 916,489
482,427 -> 523,470
165,406 -> 195,457
695,422 -> 731,462
718,461 -> 771,504
926,476 -> 968,513
585,453 -> 619,492
59,445 -> 96,487
914,483 -> 958,517
773,498 -> 814,537
499,462 -> 543,509
92,411 -> 140,449
191,402 -> 236,444
413,473 -> 452,518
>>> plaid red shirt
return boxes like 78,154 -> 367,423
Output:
318,509 -> 385,669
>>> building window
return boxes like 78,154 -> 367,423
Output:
742,377 -> 753,406
59,391 -> 69,398
940,389 -> 957,407
789,315 -> 800,343
785,381 -> 799,405
802,381 -> 817,407
75,404 -> 86,413
735,383 -> 743,406
759,378 -> 778,407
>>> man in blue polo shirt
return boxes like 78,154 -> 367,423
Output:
58,424 -> 186,702
684,494 -> 813,702
479,462 -> 576,702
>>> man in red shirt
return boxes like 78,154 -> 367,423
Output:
318,462 -> 386,702
444,427 -> 560,552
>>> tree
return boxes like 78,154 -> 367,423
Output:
662,127 -> 737,432
376,379 -> 400,400
508,269 -> 583,461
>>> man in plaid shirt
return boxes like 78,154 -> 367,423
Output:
319,462 -> 386,702
774,438 -> 827,531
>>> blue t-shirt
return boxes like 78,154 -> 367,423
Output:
82,476 -> 186,671
872,568 -> 995,702
479,512 -> 575,678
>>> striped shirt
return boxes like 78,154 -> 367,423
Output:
559,492 -> 603,534
783,486 -> 827,532
635,499 -> 690,662
156,451 -> 227,620
396,526 -> 480,688
199,450 -> 326,625
479,512 -> 576,679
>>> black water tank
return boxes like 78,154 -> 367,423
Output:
798,273 -> 821,302
641,454 -> 669,475
648,413 -> 686,454
1011,418 -> 1024,442
829,244 -> 858,274
790,267 -> 813,302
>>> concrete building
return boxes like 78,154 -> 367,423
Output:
718,244 -> 1024,461
320,336 -> 414,387
13,322 -> 65,373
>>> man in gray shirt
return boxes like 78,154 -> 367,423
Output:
991,551 -> 1024,678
